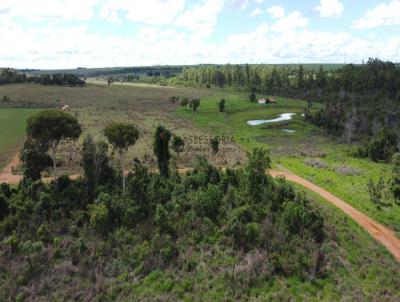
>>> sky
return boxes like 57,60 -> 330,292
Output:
0,0 -> 400,69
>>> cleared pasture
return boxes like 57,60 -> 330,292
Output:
0,107 -> 39,169
0,83 -> 246,175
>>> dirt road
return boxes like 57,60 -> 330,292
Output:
1,158 -> 400,261
0,153 -> 23,184
270,170 -> 400,262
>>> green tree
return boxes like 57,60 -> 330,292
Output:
367,128 -> 398,162
181,97 -> 189,108
20,139 -> 51,181
104,122 -> 139,195
81,135 -> 112,200
190,98 -> 200,111
210,137 -> 219,155
316,65 -> 326,88
168,96 -> 179,104
26,109 -> 81,171
249,90 -> 256,102
245,148 -> 272,200
171,135 -> 185,158
297,65 -> 304,89
153,125 -> 172,178
390,153 -> 400,204
218,98 -> 226,112
367,177 -> 385,205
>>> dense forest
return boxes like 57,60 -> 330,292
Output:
179,59 -> 400,161
0,68 -> 85,86
0,110 -> 328,300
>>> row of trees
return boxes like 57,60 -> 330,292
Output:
0,68 -> 85,86
181,59 -> 400,97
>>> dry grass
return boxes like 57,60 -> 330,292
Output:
0,83 -> 246,173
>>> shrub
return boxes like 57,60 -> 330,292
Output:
367,178 -> 385,205
89,203 -> 109,233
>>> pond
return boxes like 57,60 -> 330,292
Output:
282,129 -> 296,133
247,113 -> 296,126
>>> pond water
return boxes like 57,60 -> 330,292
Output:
282,129 -> 296,133
247,113 -> 296,126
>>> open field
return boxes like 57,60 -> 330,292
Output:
0,107 -> 39,169
175,89 -> 400,235
0,83 -> 246,175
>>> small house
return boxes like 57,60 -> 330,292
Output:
258,98 -> 266,104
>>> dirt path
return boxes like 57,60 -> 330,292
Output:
1,156 -> 400,261
270,169 -> 400,262
0,153 -> 22,184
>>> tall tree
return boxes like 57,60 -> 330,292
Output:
81,135 -> 111,200
190,98 -> 200,111
26,109 -> 82,171
104,122 -> 139,195
171,135 -> 185,159
297,65 -> 304,89
20,139 -> 51,181
153,125 -> 172,178
210,137 -> 219,155
390,153 -> 400,204
219,98 -> 226,112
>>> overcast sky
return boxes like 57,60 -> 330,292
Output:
1,0 -> 400,69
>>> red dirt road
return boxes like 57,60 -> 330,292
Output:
1,158 -> 399,262
270,170 -> 400,262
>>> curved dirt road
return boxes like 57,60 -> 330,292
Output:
270,170 -> 400,262
1,159 -> 400,261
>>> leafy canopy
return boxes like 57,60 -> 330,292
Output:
26,109 -> 82,144
103,122 -> 139,151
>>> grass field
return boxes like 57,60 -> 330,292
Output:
0,107 -> 39,169
175,89 -> 400,235
0,83 -> 245,175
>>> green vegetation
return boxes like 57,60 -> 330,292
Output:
0,78 -> 399,300
181,59 -> 400,144
0,108 -> 39,169
104,122 -> 139,195
175,89 -> 400,234
1,68 -> 85,86
1,118 -> 337,300
26,110 -> 82,170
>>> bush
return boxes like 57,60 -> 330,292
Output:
89,203 -> 109,232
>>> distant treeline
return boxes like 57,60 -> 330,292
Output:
182,59 -> 400,141
0,68 -> 85,86
22,66 -> 183,78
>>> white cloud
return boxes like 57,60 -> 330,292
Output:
100,0 -> 185,25
1,2 -> 400,68
0,0 -> 101,21
254,0 -> 265,4
267,5 -> 285,19
352,0 -> 400,29
175,0 -> 225,37
314,0 -> 344,18
218,22 -> 400,64
250,8 -> 263,17
271,11 -> 308,31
